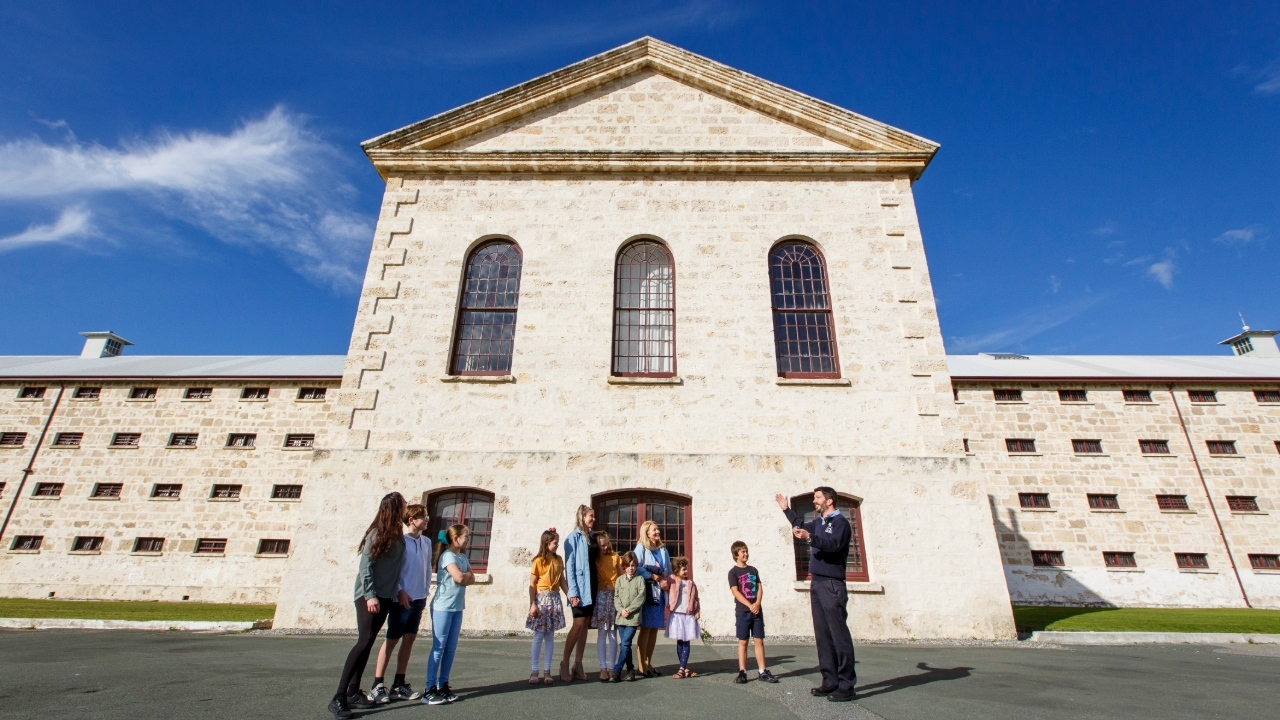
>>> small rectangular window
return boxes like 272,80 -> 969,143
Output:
1140,439 -> 1170,454
1175,553 -> 1209,569
1276,441 -> 1280,455
1188,389 -> 1217,403
1255,390 -> 1280,403
18,387 -> 46,399
33,483 -> 63,497
151,484 -> 182,499
993,389 -> 1023,402
284,433 -> 314,448
1250,554 -> 1280,570
1156,494 -> 1189,511
132,537 -> 165,553
72,536 -> 103,552
184,387 -> 212,400
1031,550 -> 1064,567
210,484 -> 242,499
1006,438 -> 1037,453
952,387 -> 960,402
0,482 -> 5,495
226,433 -> 256,448
1019,492 -> 1051,509
257,539 -> 290,555
0,432 -> 27,446
297,387 -> 327,400
168,433 -> 199,447
1207,440 -> 1237,455
73,387 -> 101,399
1072,439 -> 1104,454
91,483 -> 122,498
53,432 -> 83,447
271,484 -> 303,500
129,387 -> 157,400
1058,389 -> 1088,402
110,433 -> 141,447
241,387 -> 269,400
195,538 -> 227,554
1123,389 -> 1153,403
10,535 -> 42,551
1103,551 -> 1137,568
1088,493 -> 1120,510
962,438 -> 970,453
1226,496 -> 1260,512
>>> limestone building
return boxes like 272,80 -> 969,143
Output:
1,39 -> 1277,637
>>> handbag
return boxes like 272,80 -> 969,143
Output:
642,548 -> 663,607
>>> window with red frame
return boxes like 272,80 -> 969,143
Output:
1226,496 -> 1260,512
768,241 -> 839,378
1019,492 -> 1051,509
612,240 -> 675,377
1031,550 -> 1064,567
449,241 -> 522,376
1087,493 -> 1120,509
1249,554 -> 1280,570
1156,494 -> 1189,511
427,489 -> 494,572
788,494 -> 869,582
1103,551 -> 1137,568
1207,440 -> 1237,455
594,491 -> 691,568
1255,389 -> 1280,403
1140,440 -> 1170,454
1175,553 -> 1209,569
1188,389 -> 1217,403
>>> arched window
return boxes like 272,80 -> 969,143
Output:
426,489 -> 494,572
449,241 -> 522,376
593,491 -> 691,568
768,241 -> 840,378
612,240 -> 675,377
789,493 -> 869,582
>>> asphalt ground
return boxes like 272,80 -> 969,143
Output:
1,631 -> 1278,720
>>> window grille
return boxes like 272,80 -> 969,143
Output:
52,432 -> 82,447
1087,494 -> 1120,510
1226,496 -> 1260,512
284,434 -> 314,448
449,241 -> 522,376
1255,390 -> 1280,403
184,388 -> 212,400
1234,337 -> 1254,355
1123,389 -> 1153,402
1250,554 -> 1280,570
168,433 -> 199,447
297,387 -> 327,400
33,483 -> 63,497
1188,389 -> 1217,403
226,433 -> 256,448
257,539 -> 290,555
962,438 -> 970,453
1103,551 -> 1137,568
18,387 -> 46,399
1206,440 -> 1237,455
428,489 -> 495,571
129,387 -> 156,399
1175,553 -> 1209,569
271,484 -> 302,499
1031,550 -> 1064,566
91,483 -> 122,498
1059,389 -> 1088,402
612,240 -> 675,376
768,242 -> 840,378
594,491 -> 693,571
241,387 -> 269,400
73,387 -> 100,399
210,484 -> 242,499
0,432 -> 26,446
72,536 -> 103,552
994,389 -> 1024,402
11,535 -> 42,551
195,538 -> 227,554
152,484 -> 182,498
1006,438 -> 1037,453
785,494 -> 869,582
133,537 -> 164,553
1140,440 -> 1170,454
1019,492 -> 1051,509
1156,494 -> 1189,511
111,433 -> 141,447
1073,439 -> 1104,454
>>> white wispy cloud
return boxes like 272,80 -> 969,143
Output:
1091,222 -> 1117,237
1213,225 -> 1263,246
0,107 -> 373,288
0,205 -> 95,251
1255,62 -> 1280,94
947,295 -> 1105,353
1146,259 -> 1176,290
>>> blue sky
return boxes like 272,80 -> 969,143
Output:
1,1 -> 1278,357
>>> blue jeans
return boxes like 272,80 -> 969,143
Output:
613,625 -> 638,674
426,610 -> 463,688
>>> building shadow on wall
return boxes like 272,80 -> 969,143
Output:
988,495 -> 1116,635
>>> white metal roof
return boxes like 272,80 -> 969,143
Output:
0,356 -> 345,380
947,354 -> 1280,381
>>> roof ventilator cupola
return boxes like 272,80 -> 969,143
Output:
79,331 -> 133,359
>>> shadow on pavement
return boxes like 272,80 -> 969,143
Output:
855,661 -> 973,698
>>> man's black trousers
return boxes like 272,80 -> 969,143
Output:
809,575 -> 856,694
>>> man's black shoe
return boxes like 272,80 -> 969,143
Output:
328,697 -> 354,719
810,686 -> 837,697
734,670 -> 748,684
827,691 -> 856,703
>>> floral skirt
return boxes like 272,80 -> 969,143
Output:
591,589 -> 616,630
665,611 -> 700,642
525,590 -> 566,634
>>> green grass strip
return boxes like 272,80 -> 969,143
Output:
0,598 -> 274,622
1014,605 -> 1280,634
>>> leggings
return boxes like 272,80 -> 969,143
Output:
427,609 -> 463,689
676,639 -> 691,668
613,625 -> 637,674
530,630 -> 555,672
596,626 -> 618,670
336,597 -> 392,698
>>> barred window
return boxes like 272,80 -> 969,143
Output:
1226,496 -> 1260,512
284,434 -> 314,448
195,538 -> 227,554
612,240 -> 675,377
1073,439 -> 1104,454
210,484 -> 242,499
768,241 -> 839,378
73,387 -> 101,399
11,535 -> 42,551
226,433 -> 256,448
297,387 -> 327,400
449,241 -> 522,376
241,387 -> 269,400
91,483 -> 123,498
111,433 -> 141,447
1123,389 -> 1153,402
1175,553 -> 1209,569
133,537 -> 165,553
1156,494 -> 1189,511
271,484 -> 302,500
18,387 -> 46,399
1207,440 -> 1237,455
962,438 -> 970,453
184,387 -> 212,400
53,432 -> 82,447
428,489 -> 495,572
1058,389 -> 1088,402
1255,390 -> 1280,403
151,484 -> 182,499
72,536 -> 103,552
33,483 -> 63,497
1019,492 -> 1051,509
1087,493 -> 1120,510
1250,554 -> 1280,570
1103,551 -> 1137,568
168,433 -> 199,447
1188,389 -> 1217,403
1140,440 -> 1170,454
786,493 -> 869,581
129,387 -> 156,400
0,432 -> 26,446
994,389 -> 1024,402
1006,438 -> 1037,453
1031,550 -> 1064,567
257,539 -> 290,555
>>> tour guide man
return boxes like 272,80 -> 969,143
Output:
776,488 -> 856,702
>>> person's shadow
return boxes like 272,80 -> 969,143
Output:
853,662 -> 974,698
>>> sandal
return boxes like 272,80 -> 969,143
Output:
543,675 -> 555,685
560,659 -> 571,683
573,663 -> 588,682
529,672 -> 541,685
672,668 -> 686,680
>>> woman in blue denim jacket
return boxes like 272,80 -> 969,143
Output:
559,505 -> 596,682
632,519 -> 671,677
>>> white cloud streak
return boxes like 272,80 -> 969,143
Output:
0,205 -> 94,251
0,107 -> 373,288
1146,259 -> 1176,290
947,295 -> 1105,354
1213,226 -> 1263,246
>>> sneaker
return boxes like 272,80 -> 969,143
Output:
369,683 -> 391,705
422,686 -> 448,706
624,669 -> 637,682
391,683 -> 421,701
735,670 -> 749,684
610,671 -> 622,683
439,683 -> 459,703
347,691 -> 377,709
758,669 -> 779,684
327,696 -> 354,719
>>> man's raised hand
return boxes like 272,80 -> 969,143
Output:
774,493 -> 789,511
